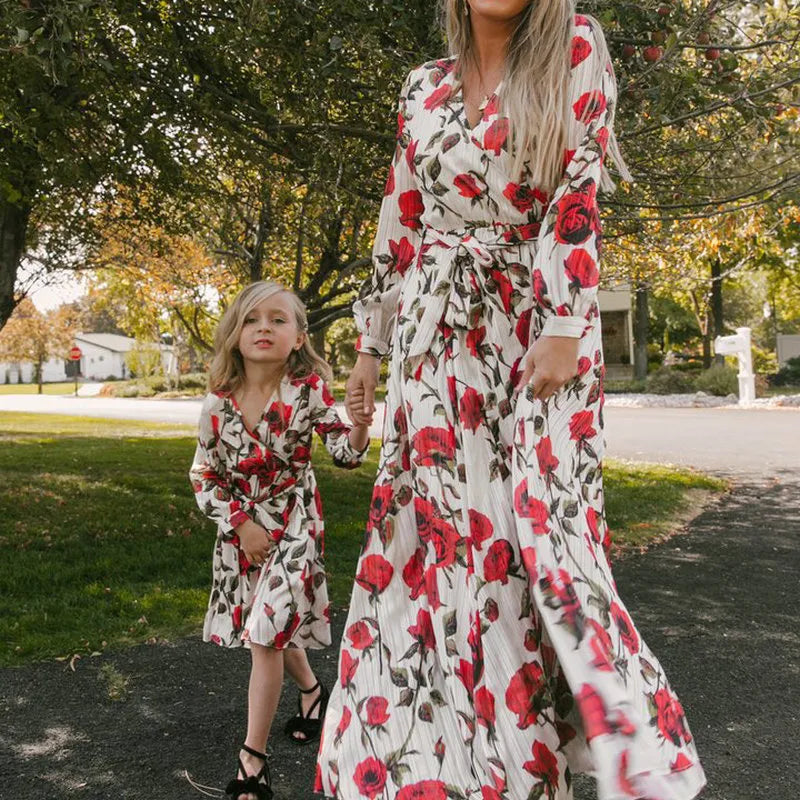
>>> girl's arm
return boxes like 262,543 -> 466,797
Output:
353,67 -> 423,358
310,379 -> 370,469
189,395 -> 251,533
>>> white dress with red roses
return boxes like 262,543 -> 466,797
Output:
190,372 -> 367,650
316,16 -> 705,800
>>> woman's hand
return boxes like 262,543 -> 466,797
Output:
515,336 -> 580,401
235,519 -> 273,565
346,353 -> 380,426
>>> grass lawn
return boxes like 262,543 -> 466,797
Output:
0,381 -> 80,395
0,413 -> 725,667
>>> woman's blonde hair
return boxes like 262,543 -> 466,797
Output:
441,0 -> 630,192
208,281 -> 332,394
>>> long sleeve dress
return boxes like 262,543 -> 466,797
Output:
190,372 -> 368,650
316,15 -> 706,800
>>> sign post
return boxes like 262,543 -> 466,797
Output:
69,346 -> 82,397
713,327 -> 755,405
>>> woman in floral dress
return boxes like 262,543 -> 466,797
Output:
317,2 -> 706,798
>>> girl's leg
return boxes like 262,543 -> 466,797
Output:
283,648 -> 323,741
237,643 -> 283,797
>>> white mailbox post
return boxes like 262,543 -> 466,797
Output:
714,327 -> 755,405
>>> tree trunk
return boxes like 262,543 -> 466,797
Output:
37,358 -> 44,394
702,332 -> 712,368
0,198 -> 31,331
633,285 -> 649,381
711,257 -> 724,365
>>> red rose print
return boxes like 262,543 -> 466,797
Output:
515,307 -> 532,347
575,13 -> 590,25
265,401 -> 291,434
340,650 -> 359,688
412,426 -> 456,467
346,620 -> 375,651
569,410 -> 597,441
405,138 -> 418,174
455,658 -> 475,697
671,753 -> 693,771
513,479 -> 551,534
482,788 -> 503,800
577,356 -> 592,376
355,554 -> 394,595
573,89 -> 608,123
541,568 -> 583,634
520,546 -> 537,580
231,605 -> 243,632
459,386 -> 484,432
617,749 -> 638,796
396,111 -> 404,139
565,248 -> 599,288
402,546 -> 426,600
468,508 -> 493,550
407,608 -> 436,650
398,189 -> 424,230
484,118 -> 510,155
396,781 -> 448,800
365,696 -> 391,727
483,539 -> 513,584
424,84 -> 452,110
454,173 -> 483,199
505,662 -> 546,729
554,182 -> 599,245
597,126 -> 610,155
353,756 -> 387,799
430,516 -> 461,568
576,684 -> 612,740
653,688 -> 692,745
481,94 -> 499,120
389,236 -> 416,276
483,597 -> 499,622
532,269 -> 551,308
474,686 -> 496,729
384,163 -> 395,196
562,148 -> 576,170
424,564 -> 442,611
586,507 -> 601,543
611,602 -> 639,655
334,706 -> 351,745
571,35 -> 593,67
466,325 -> 486,357
522,740 -> 559,787
503,182 -> 537,213
273,611 -> 300,649
588,618 -> 614,672
368,484 -> 394,532
535,436 -> 560,475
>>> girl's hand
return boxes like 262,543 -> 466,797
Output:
346,353 -> 380,426
235,519 -> 273,565
348,422 -> 370,453
515,336 -> 580,401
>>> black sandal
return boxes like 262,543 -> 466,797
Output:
225,744 -> 273,800
284,680 -> 329,745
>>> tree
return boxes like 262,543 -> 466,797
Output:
0,299 -> 78,392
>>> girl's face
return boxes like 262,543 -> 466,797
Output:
237,292 -> 304,371
467,0 -> 532,22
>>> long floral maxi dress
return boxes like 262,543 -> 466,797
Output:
317,17 -> 706,800
190,372 -> 368,650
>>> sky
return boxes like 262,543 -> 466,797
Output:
18,267 -> 86,312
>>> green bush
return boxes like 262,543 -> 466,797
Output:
752,345 -> 778,375
694,364 -> 738,396
604,379 -> 647,394
771,356 -> 800,387
645,368 -> 695,395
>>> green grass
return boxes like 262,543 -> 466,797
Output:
0,381 -> 80,395
0,412 -> 723,666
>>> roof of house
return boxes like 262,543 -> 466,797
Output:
74,333 -> 136,353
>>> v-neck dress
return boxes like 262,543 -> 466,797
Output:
189,372 -> 368,650
316,16 -> 705,800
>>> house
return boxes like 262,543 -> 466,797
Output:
1,333 -> 174,384
598,285 -> 634,380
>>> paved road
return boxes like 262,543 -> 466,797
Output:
2,394 -> 797,475
2,477 -> 797,799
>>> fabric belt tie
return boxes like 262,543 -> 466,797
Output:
404,223 -> 539,361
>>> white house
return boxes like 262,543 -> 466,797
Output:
1,332 -> 174,384
598,285 -> 634,380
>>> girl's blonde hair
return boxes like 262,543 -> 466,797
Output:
441,0 -> 630,193
208,281 -> 332,393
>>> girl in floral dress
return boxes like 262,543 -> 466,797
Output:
190,281 -> 370,800
317,2 -> 706,799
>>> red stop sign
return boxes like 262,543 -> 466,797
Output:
69,346 -> 82,361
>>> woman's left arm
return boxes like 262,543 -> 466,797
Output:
519,18 -> 621,398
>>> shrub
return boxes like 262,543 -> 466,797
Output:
645,368 -> 695,395
771,356 -> 800,387
604,379 -> 647,394
751,345 -> 778,376
694,364 -> 738,396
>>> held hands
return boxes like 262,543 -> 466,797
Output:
515,336 -> 580,401
235,518 -> 273,565
346,353 -> 380,427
